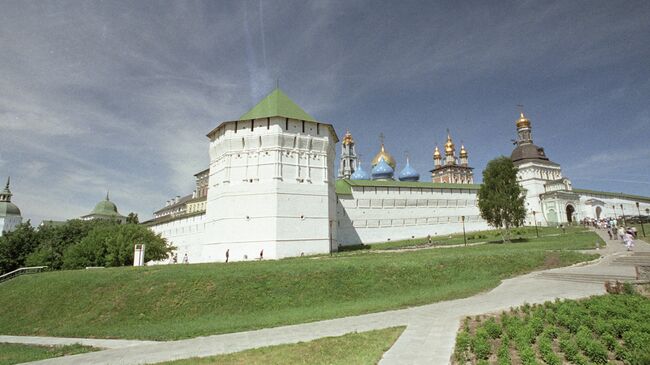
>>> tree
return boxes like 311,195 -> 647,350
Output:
62,224 -> 173,269
0,221 -> 40,274
26,219 -> 116,270
126,212 -> 139,224
477,157 -> 526,242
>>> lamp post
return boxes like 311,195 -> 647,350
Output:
532,210 -> 539,238
612,205 -> 617,221
461,215 -> 467,246
637,202 -> 646,237
620,204 -> 626,227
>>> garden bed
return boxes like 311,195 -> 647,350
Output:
453,287 -> 650,364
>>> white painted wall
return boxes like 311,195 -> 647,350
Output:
148,213 -> 207,263
202,116 -> 337,261
0,215 -> 22,236
336,185 -> 489,245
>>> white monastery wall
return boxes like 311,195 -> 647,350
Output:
149,213 -> 207,263
577,193 -> 650,221
337,185 -> 489,245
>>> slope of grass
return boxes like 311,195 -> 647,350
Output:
364,226 -> 585,250
0,343 -> 96,365
0,230 -> 601,340
157,327 -> 404,365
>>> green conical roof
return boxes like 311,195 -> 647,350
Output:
240,88 -> 316,122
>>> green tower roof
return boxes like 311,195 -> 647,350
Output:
239,88 -> 316,122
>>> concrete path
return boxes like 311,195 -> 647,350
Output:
0,335 -> 157,349
10,229 -> 650,365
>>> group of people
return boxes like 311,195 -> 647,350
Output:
584,217 -> 637,251
168,252 -> 189,264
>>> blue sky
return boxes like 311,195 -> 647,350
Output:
1,0 -> 649,223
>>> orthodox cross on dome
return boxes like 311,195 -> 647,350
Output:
517,104 -> 524,114
379,132 -> 385,145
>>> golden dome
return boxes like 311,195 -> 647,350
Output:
516,112 -> 531,129
444,133 -> 455,155
372,144 -> 396,169
342,130 -> 354,146
460,144 -> 468,158
433,145 -> 441,159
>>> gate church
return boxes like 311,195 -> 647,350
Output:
146,88 -> 650,263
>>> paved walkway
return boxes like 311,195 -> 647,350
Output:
0,336 -> 157,349
7,229 -> 650,365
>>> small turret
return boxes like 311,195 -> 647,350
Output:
459,144 -> 468,167
444,131 -> 456,165
433,145 -> 442,168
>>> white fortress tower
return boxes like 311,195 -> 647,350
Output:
201,88 -> 339,262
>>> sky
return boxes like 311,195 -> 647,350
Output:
1,0 -> 649,223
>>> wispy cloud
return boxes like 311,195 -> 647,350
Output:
1,0 -> 649,224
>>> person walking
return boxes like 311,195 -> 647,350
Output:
617,226 -> 625,242
624,230 -> 635,251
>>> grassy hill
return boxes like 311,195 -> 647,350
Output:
0,230 -> 601,340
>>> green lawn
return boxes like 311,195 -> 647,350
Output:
0,230 -> 601,340
157,327 -> 404,365
0,343 -> 96,365
363,226 -> 586,251
453,291 -> 650,364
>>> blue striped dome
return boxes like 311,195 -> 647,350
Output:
371,157 -> 394,180
350,165 -> 371,180
398,159 -> 420,182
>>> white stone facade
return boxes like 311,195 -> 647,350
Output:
148,213 -> 207,263
0,215 -> 22,236
336,181 -> 489,245
196,116 -> 338,262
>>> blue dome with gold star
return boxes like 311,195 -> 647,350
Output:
371,157 -> 394,180
350,165 -> 371,180
398,158 -> 420,182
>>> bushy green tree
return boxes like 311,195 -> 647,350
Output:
26,219 -> 116,270
478,157 -> 526,242
0,221 -> 40,274
62,224 -> 172,269
126,212 -> 139,224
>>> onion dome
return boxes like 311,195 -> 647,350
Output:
0,177 -> 21,217
371,157 -> 394,180
516,112 -> 531,129
444,133 -> 455,155
459,144 -> 468,158
350,164 -> 371,180
342,130 -> 354,146
371,144 -> 396,169
433,145 -> 441,160
398,158 -> 420,182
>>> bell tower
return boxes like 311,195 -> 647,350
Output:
338,130 -> 358,179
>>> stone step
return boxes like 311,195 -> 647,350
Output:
535,272 -> 635,283
610,257 -> 650,266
